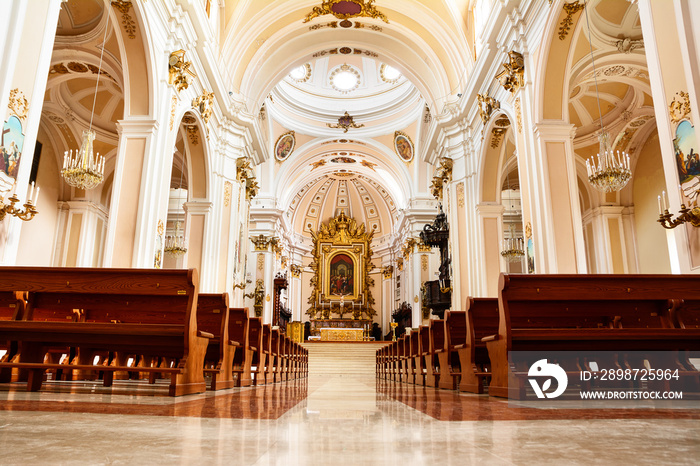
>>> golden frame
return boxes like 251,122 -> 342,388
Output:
323,249 -> 361,300
307,212 -> 376,319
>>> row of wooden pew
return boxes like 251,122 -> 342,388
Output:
377,273 -> 700,398
0,267 -> 307,396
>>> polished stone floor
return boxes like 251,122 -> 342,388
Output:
1,375 -> 699,465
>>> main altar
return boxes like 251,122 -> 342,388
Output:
306,212 -> 376,340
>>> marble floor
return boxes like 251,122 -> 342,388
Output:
1,375 -> 699,465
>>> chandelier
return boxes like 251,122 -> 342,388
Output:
164,221 -> 187,256
62,130 -> 105,189
585,131 -> 631,193
501,225 -> 525,263
582,4 -> 632,193
61,15 -> 109,190
500,172 -> 525,263
165,151 -> 188,256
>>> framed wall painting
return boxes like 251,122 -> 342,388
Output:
394,131 -> 414,163
274,130 -> 296,161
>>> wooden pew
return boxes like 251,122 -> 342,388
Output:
437,311 -> 467,390
425,319 -> 444,387
228,308 -> 253,387
397,334 -> 407,383
485,273 -> 700,399
456,298 -> 499,394
0,292 -> 25,382
248,317 -> 265,385
0,267 -> 210,396
410,327 -> 424,385
417,325 -> 430,386
261,324 -> 273,384
197,293 -> 236,391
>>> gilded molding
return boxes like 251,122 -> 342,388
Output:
514,97 -> 523,133
495,51 -> 525,94
290,264 -> 303,277
186,125 -> 199,145
421,255 -> 428,272
456,182 -> 465,208
111,0 -> 136,39
224,181 -> 232,207
669,91 -> 691,124
303,0 -> 389,24
558,1 -> 585,41
397,258 -> 404,271
310,160 -> 327,170
7,88 -> 28,120
168,50 -> 196,92
169,95 -> 177,130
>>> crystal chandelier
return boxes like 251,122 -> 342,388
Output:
62,130 -> 105,189
585,131 -> 631,193
501,224 -> 525,263
165,151 -> 188,256
582,4 -> 632,193
61,15 -> 108,190
164,221 -> 187,256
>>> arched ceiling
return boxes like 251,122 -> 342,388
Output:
222,0 -> 474,115
566,0 -> 655,155
56,0 -> 104,36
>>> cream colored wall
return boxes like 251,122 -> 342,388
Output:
16,133 -> 60,266
545,141 -> 578,272
632,132 -> 671,273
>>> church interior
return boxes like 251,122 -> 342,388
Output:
1,0 -> 699,463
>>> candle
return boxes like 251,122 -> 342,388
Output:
662,190 -> 667,211
33,186 -> 40,205
657,195 -> 662,215
679,184 -> 684,205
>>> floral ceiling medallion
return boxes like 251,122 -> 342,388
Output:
303,0 -> 389,24
327,111 -> 365,133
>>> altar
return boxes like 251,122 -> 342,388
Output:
319,327 -> 364,341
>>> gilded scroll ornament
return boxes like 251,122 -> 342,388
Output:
429,158 -> 453,200
495,51 -> 525,94
558,1 -> 585,40
169,96 -> 177,130
290,264 -> 303,277
251,234 -> 271,251
421,255 -> 428,272
7,89 -> 28,120
477,93 -> 499,126
397,258 -> 404,271
382,265 -> 393,279
669,91 -> 691,124
168,50 -> 196,92
186,125 -> 199,145
327,111 -> 364,133
111,0 -> 136,39
303,0 -> 389,24
491,127 -> 506,149
192,91 -> 215,125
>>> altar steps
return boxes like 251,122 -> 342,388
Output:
302,342 -> 389,379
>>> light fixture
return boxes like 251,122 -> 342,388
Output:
501,224 -> 525,263
0,182 -> 39,222
657,186 -> 700,229
500,171 -> 525,263
61,15 -> 108,190
165,152 -> 188,256
582,3 -> 632,193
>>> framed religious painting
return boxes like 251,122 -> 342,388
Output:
274,130 -> 295,161
394,131 -> 413,163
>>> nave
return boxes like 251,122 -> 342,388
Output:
1,347 -> 699,465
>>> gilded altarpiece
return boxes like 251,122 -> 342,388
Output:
307,213 -> 376,333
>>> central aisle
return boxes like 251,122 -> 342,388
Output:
0,346 -> 698,464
